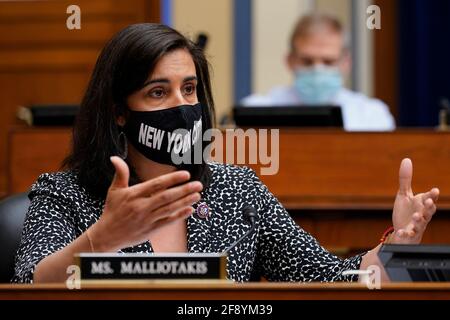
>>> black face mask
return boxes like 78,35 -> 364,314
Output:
123,103 -> 204,166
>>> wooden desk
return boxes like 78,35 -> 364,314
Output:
0,282 -> 450,300
7,127 -> 450,209
239,128 -> 450,210
6,127 -> 450,251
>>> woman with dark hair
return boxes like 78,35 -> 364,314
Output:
12,23 -> 439,283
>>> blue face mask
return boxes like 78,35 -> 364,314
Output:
294,66 -> 343,105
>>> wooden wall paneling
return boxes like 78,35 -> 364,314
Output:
298,214 -> 450,253
244,130 -> 450,209
374,0 -> 398,119
8,128 -> 450,251
8,127 -> 72,194
10,128 -> 450,209
0,0 -> 159,196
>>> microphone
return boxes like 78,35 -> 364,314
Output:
195,33 -> 208,50
223,206 -> 257,254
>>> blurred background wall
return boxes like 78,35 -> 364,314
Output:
169,0 -> 380,122
172,0 -> 233,125
169,0 -> 449,125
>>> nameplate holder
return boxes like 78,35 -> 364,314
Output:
75,252 -> 227,280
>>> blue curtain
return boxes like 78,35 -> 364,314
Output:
398,0 -> 450,126
233,0 -> 252,104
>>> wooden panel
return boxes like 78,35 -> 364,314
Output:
0,0 -> 149,19
9,128 -> 450,208
374,0 -> 398,118
0,0 -> 159,195
7,128 -> 450,251
242,129 -> 450,210
1,71 -> 90,194
294,214 -> 450,253
1,283 -> 450,300
0,21 -> 139,47
8,127 -> 72,194
0,0 -> 158,47
0,48 -> 100,71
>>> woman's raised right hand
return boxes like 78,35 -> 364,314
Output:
87,156 -> 203,252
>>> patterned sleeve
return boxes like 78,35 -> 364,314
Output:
11,173 -> 77,283
245,167 -> 364,282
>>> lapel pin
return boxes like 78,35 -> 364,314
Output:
196,202 -> 211,220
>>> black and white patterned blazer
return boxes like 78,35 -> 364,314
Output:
12,162 -> 362,283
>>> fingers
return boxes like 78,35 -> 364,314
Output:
398,158 -> 413,195
394,195 -> 436,244
422,198 -> 437,222
148,181 -> 203,211
130,170 -> 192,197
395,202 -> 436,244
411,212 -> 426,233
423,188 -> 440,203
412,212 -> 426,225
396,228 -> 415,240
110,156 -> 130,190
150,191 -> 201,221
396,222 -> 421,242
409,199 -> 436,233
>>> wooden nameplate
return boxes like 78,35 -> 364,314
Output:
75,252 -> 228,280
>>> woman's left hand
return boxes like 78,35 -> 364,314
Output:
391,158 -> 440,244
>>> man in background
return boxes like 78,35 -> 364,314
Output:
241,14 -> 395,131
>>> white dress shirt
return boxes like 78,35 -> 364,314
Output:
240,86 -> 396,131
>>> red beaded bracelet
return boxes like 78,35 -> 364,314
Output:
380,226 -> 395,243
